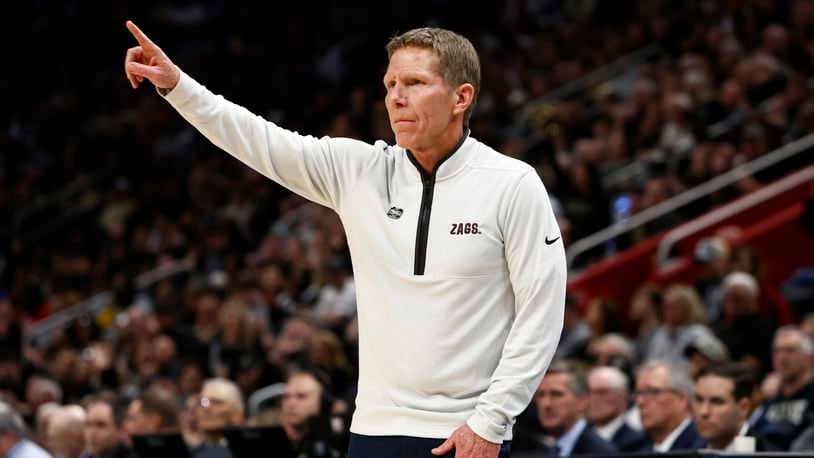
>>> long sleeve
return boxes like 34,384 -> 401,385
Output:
161,70 -> 379,211
467,170 -> 566,443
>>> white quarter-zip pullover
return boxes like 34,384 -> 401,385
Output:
162,71 -> 566,443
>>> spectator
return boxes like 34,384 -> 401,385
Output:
712,271 -> 774,376
0,401 -> 52,457
46,405 -> 86,458
627,283 -> 663,364
80,398 -> 135,458
642,284 -> 709,369
192,378 -> 245,458
684,331 -> 730,378
533,362 -> 618,456
692,364 -> 778,451
762,325 -> 814,446
123,385 -> 180,441
586,366 -> 649,452
280,370 -> 343,457
635,361 -> 706,452
692,235 -> 731,321
553,297 -> 591,361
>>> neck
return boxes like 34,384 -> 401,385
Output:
650,414 -> 687,443
203,430 -> 224,445
283,422 -> 309,445
782,371 -> 813,397
638,315 -> 659,334
410,126 -> 466,175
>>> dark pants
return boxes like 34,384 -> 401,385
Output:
347,433 -> 512,458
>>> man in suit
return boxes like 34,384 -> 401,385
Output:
0,401 -> 52,458
535,361 -> 618,456
586,366 -> 650,452
635,361 -> 706,452
693,363 -> 778,451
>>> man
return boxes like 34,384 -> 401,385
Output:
0,401 -> 52,458
684,330 -> 730,378
635,361 -> 706,452
586,366 -> 649,452
762,325 -> 814,446
280,370 -> 342,457
123,385 -> 180,440
46,405 -> 86,458
81,399 -> 135,458
711,271 -> 774,376
192,378 -> 245,457
534,362 -> 617,456
125,20 -> 566,458
692,364 -> 777,451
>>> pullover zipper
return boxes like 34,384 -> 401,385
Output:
408,129 -> 469,276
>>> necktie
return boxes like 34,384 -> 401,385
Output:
549,444 -> 561,457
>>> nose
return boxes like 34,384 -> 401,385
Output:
695,400 -> 709,418
388,85 -> 406,108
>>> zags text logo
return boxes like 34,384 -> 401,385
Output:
450,223 -> 481,235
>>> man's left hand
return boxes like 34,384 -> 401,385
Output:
431,424 -> 500,457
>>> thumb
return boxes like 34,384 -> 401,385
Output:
431,437 -> 455,456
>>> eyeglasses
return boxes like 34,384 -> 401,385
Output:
633,387 -> 679,399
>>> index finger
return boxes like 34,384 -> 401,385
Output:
126,20 -> 159,51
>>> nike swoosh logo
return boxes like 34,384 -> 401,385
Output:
545,236 -> 560,245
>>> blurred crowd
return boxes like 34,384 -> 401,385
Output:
3,0 -> 814,457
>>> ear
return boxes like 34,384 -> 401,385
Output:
452,83 -> 475,117
736,396 -> 751,419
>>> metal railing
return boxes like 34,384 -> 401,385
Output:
655,165 -> 814,267
566,133 -> 814,270
24,259 -> 194,347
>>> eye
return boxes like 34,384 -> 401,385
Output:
410,79 -> 423,86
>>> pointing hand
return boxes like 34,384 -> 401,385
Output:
123,20 -> 180,90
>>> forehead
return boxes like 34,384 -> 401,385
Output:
696,375 -> 735,398
88,403 -> 114,420
286,374 -> 321,394
588,372 -> 614,389
385,47 -> 441,76
638,366 -> 669,386
775,331 -> 802,347
202,383 -> 230,399
540,372 -> 572,391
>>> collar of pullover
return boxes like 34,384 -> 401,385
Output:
405,128 -> 474,182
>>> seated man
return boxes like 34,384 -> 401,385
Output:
586,366 -> 650,452
124,385 -> 181,440
192,378 -> 245,458
280,370 -> 343,457
46,405 -> 86,458
635,361 -> 706,452
762,325 -> 814,446
693,363 -> 778,451
0,401 -> 52,458
81,398 -> 135,458
534,361 -> 618,456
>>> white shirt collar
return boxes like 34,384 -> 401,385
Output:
653,416 -> 692,452
595,414 -> 626,441
722,423 -> 750,451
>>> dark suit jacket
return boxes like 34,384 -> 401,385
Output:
571,425 -> 619,456
611,422 -> 651,452
666,420 -> 706,452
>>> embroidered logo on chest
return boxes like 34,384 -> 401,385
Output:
387,207 -> 404,219
449,223 -> 482,235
